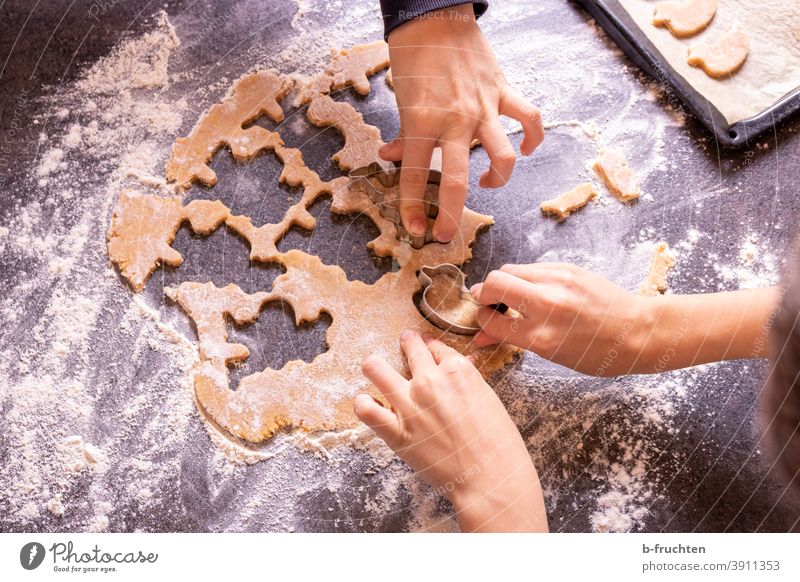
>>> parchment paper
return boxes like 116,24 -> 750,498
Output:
617,0 -> 800,124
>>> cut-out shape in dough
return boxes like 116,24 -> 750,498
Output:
639,242 -> 676,296
293,41 -> 390,107
540,183 -> 598,220
593,148 -> 640,202
652,0 -> 717,38
166,71 -> 291,190
688,29 -> 750,78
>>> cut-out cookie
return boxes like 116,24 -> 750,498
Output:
166,71 -> 291,189
688,29 -> 750,78
593,148 -> 640,202
639,242 -> 676,296
307,95 -> 386,171
293,41 -> 390,106
652,0 -> 717,38
540,183 -> 598,220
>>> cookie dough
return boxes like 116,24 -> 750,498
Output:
540,183 -> 598,220
166,71 -> 291,190
688,29 -> 750,78
639,242 -> 676,296
110,64 -> 516,443
293,40 -> 390,106
652,0 -> 717,38
422,270 -> 480,329
593,148 -> 640,202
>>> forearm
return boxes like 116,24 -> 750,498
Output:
634,286 -> 780,374
452,462 -> 548,532
379,0 -> 488,39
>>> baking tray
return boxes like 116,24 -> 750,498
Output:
573,0 -> 800,148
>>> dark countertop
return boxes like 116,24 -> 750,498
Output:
1,0 -> 799,532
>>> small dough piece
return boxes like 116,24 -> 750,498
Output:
688,30 -> 750,78
593,148 -> 640,202
652,0 -> 717,38
639,242 -> 676,296
385,67 -> 393,88
540,183 -> 598,220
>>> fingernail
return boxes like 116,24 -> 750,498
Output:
434,231 -> 453,244
469,283 -> 481,297
409,218 -> 426,236
401,329 -> 415,341
421,332 -> 434,342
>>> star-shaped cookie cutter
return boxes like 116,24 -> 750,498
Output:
348,155 -> 441,249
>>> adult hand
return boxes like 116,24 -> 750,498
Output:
354,330 -> 547,532
383,4 -> 544,243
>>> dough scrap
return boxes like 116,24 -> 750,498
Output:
306,95 -> 387,172
593,148 -> 640,202
639,242 -> 676,296
688,29 -> 750,78
165,71 -> 291,190
652,0 -> 717,38
385,67 -> 393,88
293,40 -> 390,106
110,65 -> 516,443
540,183 -> 598,220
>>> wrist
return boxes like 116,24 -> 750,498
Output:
388,4 -> 478,44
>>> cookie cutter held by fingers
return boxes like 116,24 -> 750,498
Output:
417,263 -> 509,335
348,149 -> 443,249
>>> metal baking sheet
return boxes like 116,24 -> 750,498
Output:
574,0 -> 800,148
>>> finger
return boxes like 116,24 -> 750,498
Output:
398,137 -> 435,236
379,138 -> 403,162
361,355 -> 410,412
499,85 -> 544,156
421,332 -> 461,364
472,331 -> 500,348
353,394 -> 401,444
475,307 -> 527,347
470,270 -> 538,313
400,329 -> 436,376
477,119 -> 516,188
433,137 -> 471,243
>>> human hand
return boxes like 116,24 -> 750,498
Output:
471,264 -> 780,375
354,330 -> 547,532
382,4 -> 544,243
470,263 -> 653,376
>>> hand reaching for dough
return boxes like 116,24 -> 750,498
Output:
354,330 -> 547,532
470,263 -> 778,376
382,4 -> 544,243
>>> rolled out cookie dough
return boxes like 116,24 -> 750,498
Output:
652,0 -> 717,38
639,242 -> 676,296
593,148 -> 640,202
540,183 -> 598,220
688,29 -> 750,78
110,63 -> 516,443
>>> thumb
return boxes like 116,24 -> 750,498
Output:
353,394 -> 401,445
379,138 -> 403,162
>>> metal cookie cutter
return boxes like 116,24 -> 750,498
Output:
417,263 -> 509,335
348,153 -> 442,249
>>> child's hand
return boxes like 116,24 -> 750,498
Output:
471,263 -> 650,376
383,5 -> 544,244
354,330 -> 547,532
470,263 -> 778,375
